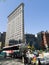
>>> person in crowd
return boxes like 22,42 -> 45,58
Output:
23,50 -> 28,65
33,56 -> 36,65
38,58 -> 41,65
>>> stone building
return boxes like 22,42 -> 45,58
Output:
5,3 -> 24,46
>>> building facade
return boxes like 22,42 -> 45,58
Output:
0,32 -> 6,49
37,31 -> 49,49
25,34 -> 39,49
5,3 -> 24,46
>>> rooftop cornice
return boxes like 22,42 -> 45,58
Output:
8,3 -> 24,18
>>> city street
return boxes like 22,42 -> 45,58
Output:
0,58 -> 24,65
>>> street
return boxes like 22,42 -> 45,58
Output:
0,58 -> 24,65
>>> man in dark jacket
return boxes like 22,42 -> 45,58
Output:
38,58 -> 41,65
23,50 -> 28,65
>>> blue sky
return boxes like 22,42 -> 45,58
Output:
0,0 -> 49,34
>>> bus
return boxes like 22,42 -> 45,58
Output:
2,44 -> 22,58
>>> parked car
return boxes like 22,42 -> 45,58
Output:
13,50 -> 22,59
2,50 -> 13,57
37,57 -> 49,65
0,52 -> 6,58
43,57 -> 49,64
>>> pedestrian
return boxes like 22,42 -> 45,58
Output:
38,59 -> 41,65
33,56 -> 36,65
23,50 -> 28,65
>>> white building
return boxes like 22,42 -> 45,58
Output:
5,3 -> 24,46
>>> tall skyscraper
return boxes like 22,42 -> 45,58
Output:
5,3 -> 24,46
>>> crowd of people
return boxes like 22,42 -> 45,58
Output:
23,49 -> 42,65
